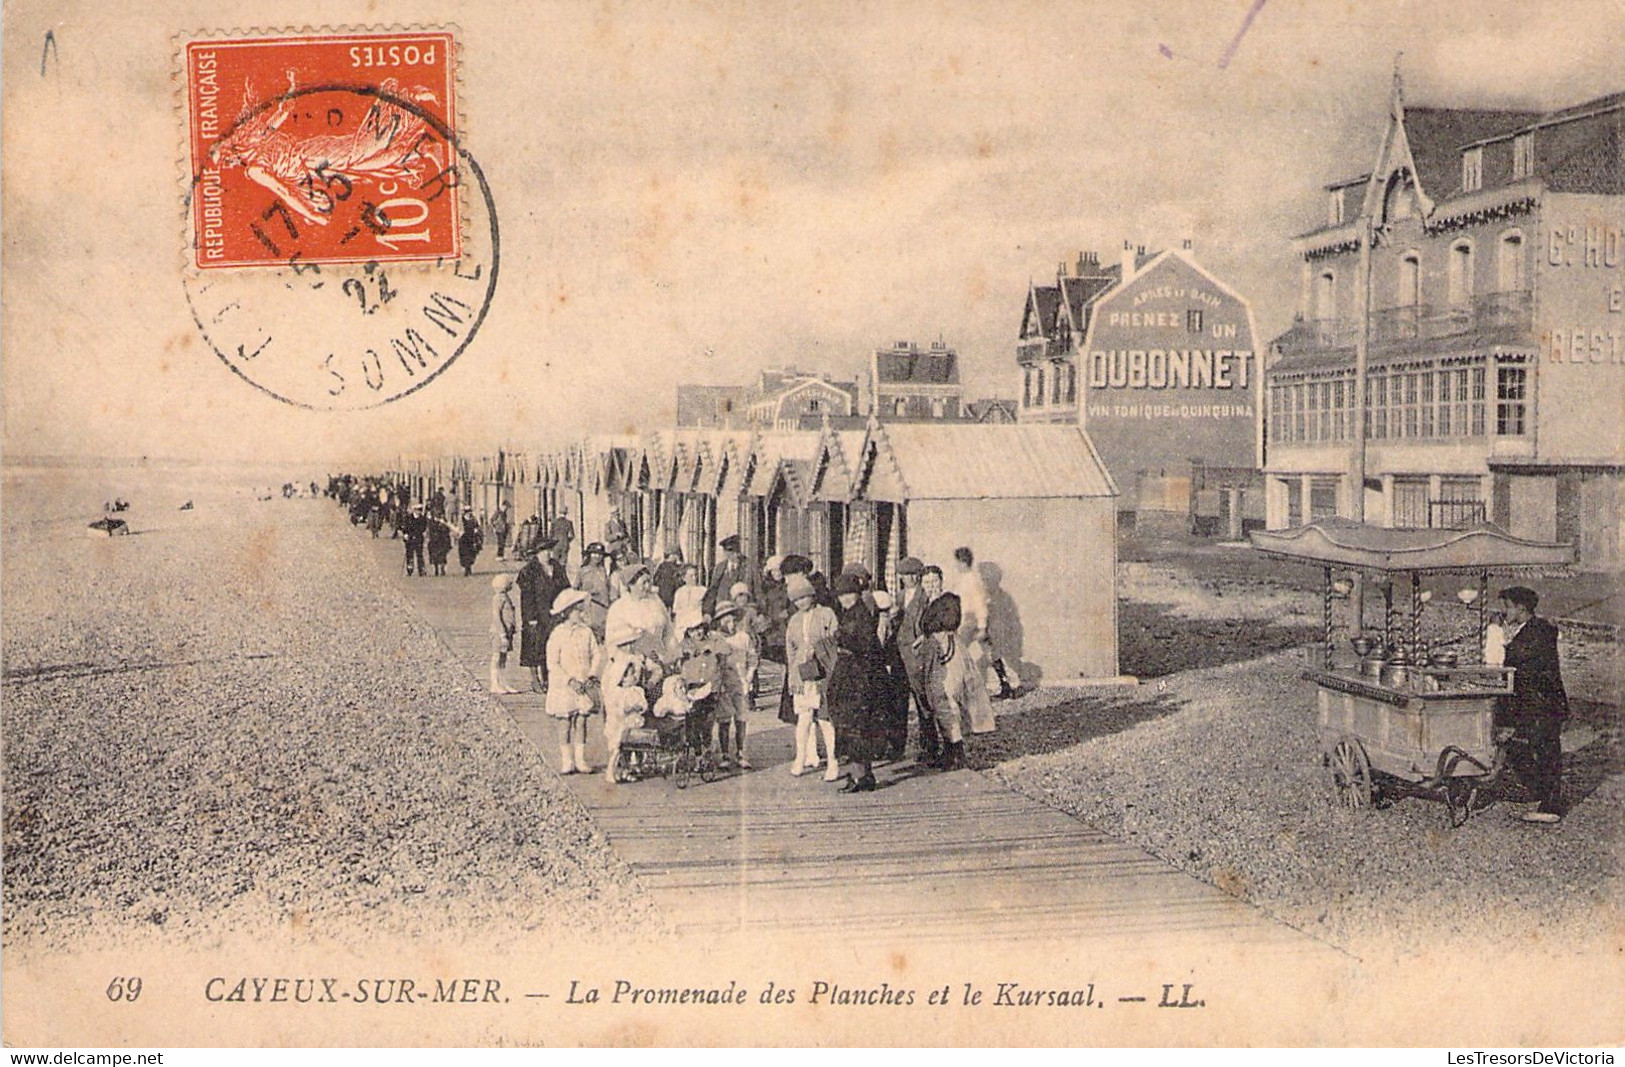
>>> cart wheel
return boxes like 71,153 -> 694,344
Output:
674,751 -> 693,790
611,749 -> 633,784
1327,738 -> 1374,809
699,750 -> 726,784
1444,774 -> 1479,828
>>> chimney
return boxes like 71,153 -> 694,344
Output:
1181,237 -> 1193,251
1121,240 -> 1136,278
1058,261 -> 1068,282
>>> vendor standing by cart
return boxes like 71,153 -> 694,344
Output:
1496,586 -> 1568,824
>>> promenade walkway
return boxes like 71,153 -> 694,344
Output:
361,529 -> 1344,958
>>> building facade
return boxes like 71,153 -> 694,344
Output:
1016,244 -> 1264,532
869,340 -> 964,419
674,367 -> 860,431
1265,88 -> 1624,569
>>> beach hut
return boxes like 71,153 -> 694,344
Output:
853,419 -> 1122,683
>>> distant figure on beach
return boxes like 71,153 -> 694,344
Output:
457,509 -> 483,577
429,487 -> 447,520
426,513 -> 453,576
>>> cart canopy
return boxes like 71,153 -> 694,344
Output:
1249,519 -> 1574,575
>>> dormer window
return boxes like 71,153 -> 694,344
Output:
1462,147 -> 1483,193
1508,133 -> 1534,180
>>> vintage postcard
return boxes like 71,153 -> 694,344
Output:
3,0 -> 1622,1049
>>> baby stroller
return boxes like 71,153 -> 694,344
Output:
611,674 -> 727,789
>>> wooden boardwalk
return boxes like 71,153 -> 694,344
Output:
360,528 -> 1343,957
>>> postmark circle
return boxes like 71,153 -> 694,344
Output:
183,82 -> 499,411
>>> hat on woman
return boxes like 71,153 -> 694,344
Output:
780,554 -> 814,576
551,588 -> 590,616
711,602 -> 740,623
584,541 -> 606,557
786,574 -> 816,602
619,562 -> 650,586
606,620 -> 641,647
897,556 -> 924,576
764,554 -> 784,578
833,572 -> 864,597
871,590 -> 894,611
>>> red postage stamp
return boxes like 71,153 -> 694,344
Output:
184,32 -> 460,269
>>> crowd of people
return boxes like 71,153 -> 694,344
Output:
330,482 -> 1020,793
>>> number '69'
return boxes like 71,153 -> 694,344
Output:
107,976 -> 143,1001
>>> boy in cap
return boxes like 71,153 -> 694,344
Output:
712,602 -> 753,767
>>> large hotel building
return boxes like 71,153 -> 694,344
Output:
1264,88 -> 1624,568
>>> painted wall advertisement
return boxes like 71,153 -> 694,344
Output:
1080,253 -> 1262,491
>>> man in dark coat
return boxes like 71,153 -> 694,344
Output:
703,534 -> 759,617
893,556 -> 939,765
399,503 -> 428,577
1496,586 -> 1568,822
653,550 -> 684,610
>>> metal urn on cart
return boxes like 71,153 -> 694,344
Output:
1249,520 -> 1573,826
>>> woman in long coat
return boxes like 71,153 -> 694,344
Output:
426,514 -> 453,576
516,548 -> 548,690
456,509 -> 483,576
826,573 -> 881,792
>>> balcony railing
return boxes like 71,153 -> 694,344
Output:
1284,290 -> 1533,353
1017,336 -> 1069,363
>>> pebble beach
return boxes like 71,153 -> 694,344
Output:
1,462 -> 654,960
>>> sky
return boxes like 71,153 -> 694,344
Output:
4,0 -> 1624,468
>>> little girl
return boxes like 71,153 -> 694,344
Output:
488,573 -> 520,694
546,589 -> 602,774
601,621 -> 652,784
729,582 -> 765,702
711,605 -> 751,768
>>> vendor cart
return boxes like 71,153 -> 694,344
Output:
1249,520 -> 1573,826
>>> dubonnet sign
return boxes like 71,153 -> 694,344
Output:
1079,252 -> 1262,481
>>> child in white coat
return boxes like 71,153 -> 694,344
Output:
546,589 -> 602,774
488,573 -> 521,694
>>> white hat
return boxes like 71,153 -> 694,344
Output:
764,555 -> 784,577
606,620 -> 641,647
551,588 -> 590,616
872,590 -> 894,611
